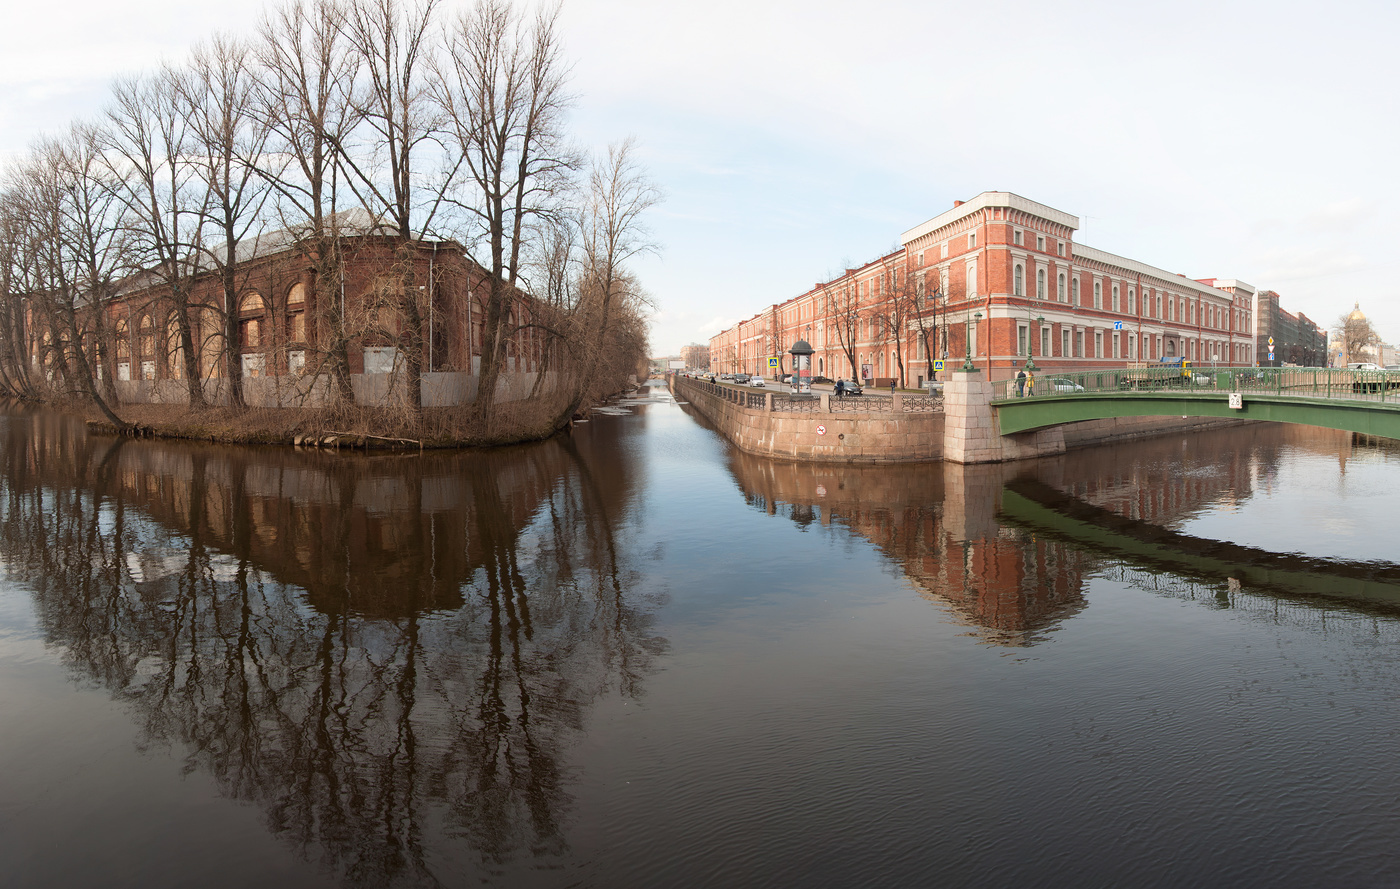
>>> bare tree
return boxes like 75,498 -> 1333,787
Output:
436,0 -> 575,420
257,0 -> 361,403
1335,304 -> 1380,366
823,275 -> 860,380
563,139 -> 658,417
104,69 -> 212,407
180,34 -> 275,408
334,0 -> 450,411
6,132 -> 130,427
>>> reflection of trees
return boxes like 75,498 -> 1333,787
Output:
0,409 -> 664,886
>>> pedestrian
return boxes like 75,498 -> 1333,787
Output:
1026,370 -> 1036,396
835,379 -> 845,400
890,379 -> 896,395
1016,368 -> 1027,397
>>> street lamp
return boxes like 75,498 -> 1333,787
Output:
961,310 -> 982,372
1026,314 -> 1044,372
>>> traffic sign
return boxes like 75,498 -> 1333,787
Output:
1268,337 -> 1275,347
768,357 -> 779,368
816,425 -> 827,436
1114,321 -> 1123,330
1268,352 -> 1275,361
933,360 -> 945,371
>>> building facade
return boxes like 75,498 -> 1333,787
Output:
711,192 -> 1259,385
1254,291 -> 1328,367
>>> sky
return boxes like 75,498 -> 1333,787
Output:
3,0 -> 1397,357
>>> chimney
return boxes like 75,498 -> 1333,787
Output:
953,200 -> 964,207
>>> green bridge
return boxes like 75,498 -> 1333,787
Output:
992,366 -> 1400,440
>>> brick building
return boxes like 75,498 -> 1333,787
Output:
1253,290 -> 1328,367
711,192 -> 1260,385
85,218 -> 545,406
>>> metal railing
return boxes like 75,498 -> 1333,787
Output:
676,375 -> 943,414
991,366 -> 1400,404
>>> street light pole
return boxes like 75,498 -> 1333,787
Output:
961,310 -> 982,372
1026,314 -> 1043,372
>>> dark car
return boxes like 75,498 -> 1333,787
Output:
838,381 -> 863,396
731,373 -> 751,385
812,376 -> 833,385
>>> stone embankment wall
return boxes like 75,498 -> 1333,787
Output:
678,371 -> 1247,465
672,376 -> 944,463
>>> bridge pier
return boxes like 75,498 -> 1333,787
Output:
944,371 -> 1066,464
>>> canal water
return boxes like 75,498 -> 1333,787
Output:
3,384 -> 1400,888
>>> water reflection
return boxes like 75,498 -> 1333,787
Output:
724,424 -> 1400,643
0,408 -> 665,885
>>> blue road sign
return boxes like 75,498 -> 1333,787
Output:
933,360 -> 945,371
1113,321 -> 1123,330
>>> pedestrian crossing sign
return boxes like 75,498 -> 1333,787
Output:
933,360 -> 945,371
768,357 -> 779,368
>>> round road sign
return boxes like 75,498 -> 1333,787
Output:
816,425 -> 827,435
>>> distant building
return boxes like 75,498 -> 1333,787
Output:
1254,291 -> 1328,367
680,343 -> 709,370
710,192 -> 1257,385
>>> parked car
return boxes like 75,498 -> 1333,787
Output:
811,376 -> 833,385
1048,377 -> 1085,393
749,376 -> 766,387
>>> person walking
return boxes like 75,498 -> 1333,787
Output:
1026,369 -> 1036,397
1016,368 -> 1027,397
890,379 -> 896,395
835,379 -> 845,400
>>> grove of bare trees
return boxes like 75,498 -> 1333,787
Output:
0,0 -> 655,439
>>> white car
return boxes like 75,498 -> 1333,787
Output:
1047,378 -> 1085,393
749,376 -> 766,387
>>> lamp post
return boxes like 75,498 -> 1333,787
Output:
961,310 -> 982,372
1026,314 -> 1043,372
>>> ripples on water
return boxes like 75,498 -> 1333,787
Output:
2,388 -> 1400,887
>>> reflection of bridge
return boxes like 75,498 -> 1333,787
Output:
994,367 -> 1400,438
999,478 -> 1400,610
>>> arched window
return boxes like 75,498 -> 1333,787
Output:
1112,285 -> 1120,312
1058,273 -> 1066,302
1014,264 -> 1024,297
138,315 -> 155,359
114,319 -> 130,361
240,292 -> 265,349
165,314 -> 184,380
1094,281 -> 1102,309
1072,278 -> 1079,305
1037,269 -> 1046,299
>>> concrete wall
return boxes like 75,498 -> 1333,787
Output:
674,376 -> 944,463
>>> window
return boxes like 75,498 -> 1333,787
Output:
1018,324 -> 1028,357
968,232 -> 976,249
1061,328 -> 1070,358
1094,281 -> 1102,310
1128,289 -> 1136,315
1059,273 -> 1066,302
1057,242 -> 1065,257
1014,264 -> 1024,296
1037,269 -> 1046,299
1036,235 -> 1045,251
966,260 -> 977,298
1040,327 -> 1050,358
1014,230 -> 1023,246
1112,332 -> 1120,358
1112,285 -> 1120,313
1095,330 -> 1103,358
1075,330 -> 1084,358
941,242 -> 948,259
1071,278 -> 1078,305
1156,295 -> 1162,318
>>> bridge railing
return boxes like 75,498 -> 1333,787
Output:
993,367 -> 1400,403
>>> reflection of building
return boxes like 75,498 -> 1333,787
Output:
724,452 -> 1093,645
710,192 -> 1258,385
1254,290 -> 1328,367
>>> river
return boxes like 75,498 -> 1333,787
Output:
2,383 -> 1399,887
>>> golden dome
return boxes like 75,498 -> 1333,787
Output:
1348,302 -> 1368,321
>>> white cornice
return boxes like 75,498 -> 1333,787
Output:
901,192 -> 1080,246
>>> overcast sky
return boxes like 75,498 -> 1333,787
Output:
4,0 -> 1395,357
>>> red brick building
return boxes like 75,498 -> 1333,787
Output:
91,223 -> 545,406
711,192 -> 1258,386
